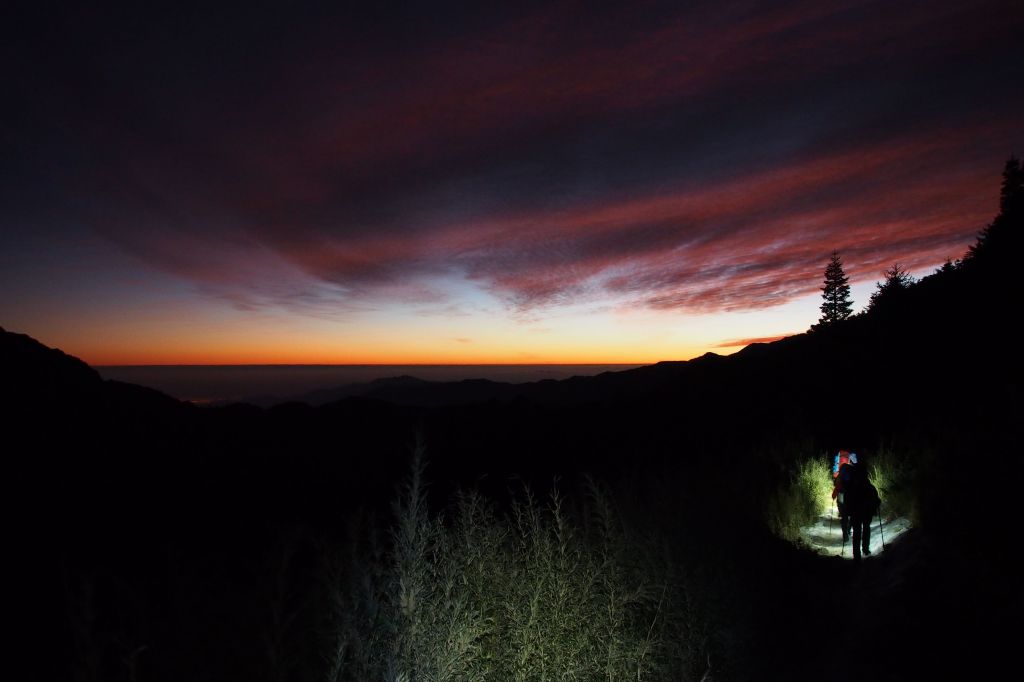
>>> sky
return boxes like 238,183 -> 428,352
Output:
3,0 -> 1022,365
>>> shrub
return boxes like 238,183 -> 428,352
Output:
327,444 -> 699,681
867,446 -> 917,522
765,454 -> 832,542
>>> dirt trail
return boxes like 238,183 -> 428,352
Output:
778,511 -> 922,681
800,506 -> 912,558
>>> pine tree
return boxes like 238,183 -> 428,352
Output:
814,251 -> 853,329
967,156 -> 1023,262
999,155 -> 1023,216
868,263 -> 915,311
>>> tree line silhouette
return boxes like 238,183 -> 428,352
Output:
814,155 -> 1022,328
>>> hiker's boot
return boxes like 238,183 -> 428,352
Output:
863,548 -> 871,557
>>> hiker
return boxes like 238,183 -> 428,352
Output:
831,451 -> 857,541
844,461 -> 881,561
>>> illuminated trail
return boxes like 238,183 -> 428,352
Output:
800,508 -> 912,559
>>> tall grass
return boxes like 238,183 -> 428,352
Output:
867,446 -> 917,522
328,443 -> 700,681
764,455 -> 832,542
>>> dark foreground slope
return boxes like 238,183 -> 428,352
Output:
3,170 -> 1021,681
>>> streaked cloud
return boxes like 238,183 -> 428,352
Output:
4,0 -> 1022,348
714,335 -> 794,349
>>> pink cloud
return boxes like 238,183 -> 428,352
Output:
72,2 -> 1021,319
715,334 -> 795,348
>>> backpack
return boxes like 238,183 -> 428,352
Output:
832,451 -> 851,478
862,482 -> 881,517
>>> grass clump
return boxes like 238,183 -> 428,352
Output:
765,454 -> 832,542
328,444 -> 698,681
867,446 -> 917,522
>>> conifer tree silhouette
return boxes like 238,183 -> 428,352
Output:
967,155 -> 1023,262
813,251 -> 853,329
868,263 -> 915,312
999,155 -> 1023,216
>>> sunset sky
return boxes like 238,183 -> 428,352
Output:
3,0 -> 1022,365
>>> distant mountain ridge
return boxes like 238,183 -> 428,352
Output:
0,324 -> 716,409
1,324 -> 101,394
186,358 -> 714,408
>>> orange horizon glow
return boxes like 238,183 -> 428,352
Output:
76,345 -> 704,367
84,338 -> 777,365
51,330 -> 796,367
33,314 -> 778,367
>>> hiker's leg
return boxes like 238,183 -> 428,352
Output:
852,515 -> 862,559
862,517 -> 872,554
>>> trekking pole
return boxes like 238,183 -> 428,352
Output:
877,510 -> 886,549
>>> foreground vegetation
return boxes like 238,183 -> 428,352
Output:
328,445 -> 704,682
